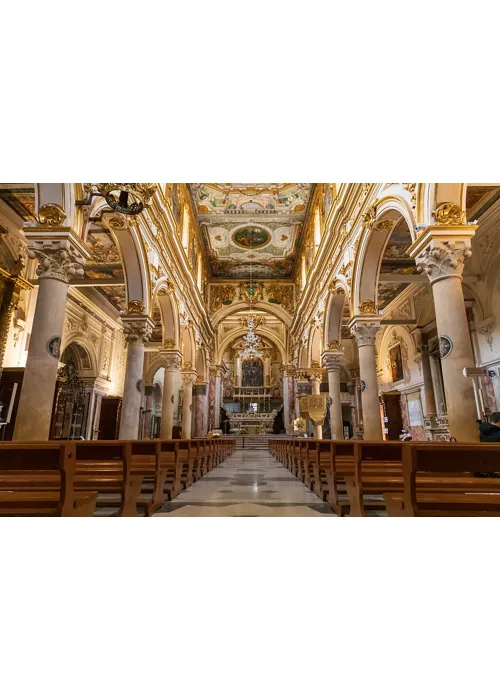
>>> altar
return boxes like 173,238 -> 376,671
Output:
229,412 -> 275,434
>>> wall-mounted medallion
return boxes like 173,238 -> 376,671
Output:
47,336 -> 61,359
360,380 -> 367,392
136,379 -> 143,392
439,336 -> 453,359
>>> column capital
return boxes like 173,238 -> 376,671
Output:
349,320 -> 380,347
122,316 -> 155,345
322,352 -> 343,372
209,363 -> 223,378
158,349 -> 183,371
25,230 -> 91,284
407,226 -> 477,285
181,369 -> 198,387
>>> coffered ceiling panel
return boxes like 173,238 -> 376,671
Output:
189,183 -> 313,278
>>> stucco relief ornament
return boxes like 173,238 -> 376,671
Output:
163,338 -> 176,349
362,205 -> 377,230
416,240 -> 472,283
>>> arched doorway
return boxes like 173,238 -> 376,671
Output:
52,343 -> 90,439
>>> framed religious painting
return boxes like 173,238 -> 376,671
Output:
389,343 -> 404,383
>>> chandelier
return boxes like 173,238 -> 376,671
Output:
240,316 -> 263,360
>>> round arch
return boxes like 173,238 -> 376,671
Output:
217,327 -> 286,364
181,325 -> 196,368
152,278 -> 180,347
85,197 -> 151,316
351,198 -> 416,315
211,299 -> 292,327
307,325 -> 322,365
60,336 -> 98,376
324,279 -> 348,346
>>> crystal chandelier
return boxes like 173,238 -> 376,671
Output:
240,316 -> 263,360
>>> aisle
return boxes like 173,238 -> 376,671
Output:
154,448 -> 336,517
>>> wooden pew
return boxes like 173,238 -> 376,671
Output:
386,442 -> 500,516
0,442 -> 97,516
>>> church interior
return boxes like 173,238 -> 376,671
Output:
0,182 -> 499,517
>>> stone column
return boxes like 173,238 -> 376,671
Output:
159,351 -> 182,439
350,320 -> 383,440
420,344 -> 437,416
118,317 -> 154,440
282,373 -> 290,428
409,225 -> 478,441
235,352 -> 242,386
323,352 -> 344,439
181,367 -> 197,439
310,371 -> 323,439
214,367 -> 222,428
14,233 -> 89,441
193,383 -> 207,437
264,351 -> 271,385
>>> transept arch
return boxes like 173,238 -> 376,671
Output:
210,299 -> 292,327
216,327 -> 286,364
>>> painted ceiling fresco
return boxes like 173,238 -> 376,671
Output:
189,183 -> 313,278
84,227 -> 126,313
466,185 -> 500,219
0,184 -> 36,221
377,218 -> 416,310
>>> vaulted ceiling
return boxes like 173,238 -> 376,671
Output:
188,183 -> 313,279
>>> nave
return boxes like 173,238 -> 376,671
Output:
155,446 -> 334,516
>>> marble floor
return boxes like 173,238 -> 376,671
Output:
154,449 -> 336,517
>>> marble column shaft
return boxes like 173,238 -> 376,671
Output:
119,331 -> 146,440
159,352 -> 182,439
324,353 -> 344,440
181,371 -> 197,439
350,321 -> 383,441
14,241 -> 87,441
414,235 -> 478,441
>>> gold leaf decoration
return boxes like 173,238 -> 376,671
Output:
433,203 -> 466,226
359,299 -> 378,315
36,203 -> 66,227
127,300 -> 145,315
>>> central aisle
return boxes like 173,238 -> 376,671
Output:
155,448 -> 336,517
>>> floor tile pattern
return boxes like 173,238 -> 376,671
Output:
154,449 -> 336,517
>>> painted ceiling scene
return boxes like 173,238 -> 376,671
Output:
377,217 -> 416,311
0,184 -> 36,221
188,183 -> 313,279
